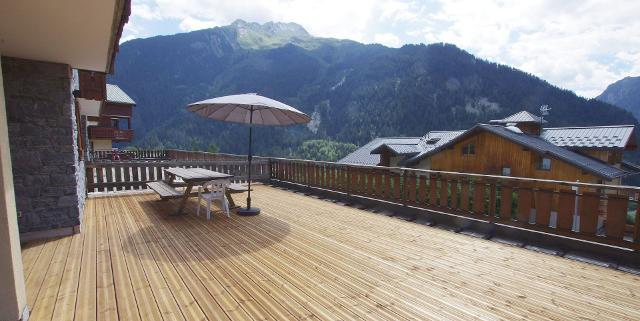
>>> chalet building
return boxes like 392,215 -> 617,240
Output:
340,111 -> 639,184
78,83 -> 136,152
0,1 -> 130,319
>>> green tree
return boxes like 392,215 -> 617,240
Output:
207,143 -> 220,153
295,140 -> 357,162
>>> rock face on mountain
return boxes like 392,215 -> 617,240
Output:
109,21 -> 636,157
597,76 -> 640,120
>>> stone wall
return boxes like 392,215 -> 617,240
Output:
2,57 -> 84,235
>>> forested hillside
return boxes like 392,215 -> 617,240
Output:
110,20 -> 636,159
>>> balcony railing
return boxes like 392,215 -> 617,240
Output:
88,127 -> 133,141
90,149 -> 169,161
85,159 -> 270,192
268,157 -> 640,251
84,152 -> 640,251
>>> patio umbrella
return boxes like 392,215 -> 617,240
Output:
187,93 -> 311,216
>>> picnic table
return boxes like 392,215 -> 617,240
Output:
147,167 -> 236,216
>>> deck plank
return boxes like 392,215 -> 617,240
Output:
51,233 -> 83,321
103,198 -> 141,321
96,198 -> 118,321
30,236 -> 71,321
23,185 -> 640,321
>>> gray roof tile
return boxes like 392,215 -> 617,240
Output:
490,111 -> 546,124
106,84 -> 136,105
338,137 -> 421,165
541,125 -> 635,149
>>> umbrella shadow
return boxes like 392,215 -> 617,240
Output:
123,197 -> 291,263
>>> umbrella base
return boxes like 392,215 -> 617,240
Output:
237,207 -> 260,216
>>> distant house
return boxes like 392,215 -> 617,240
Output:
77,83 -> 136,152
339,111 -> 639,184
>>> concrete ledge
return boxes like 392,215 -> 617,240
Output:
20,226 -> 77,243
269,179 -> 640,273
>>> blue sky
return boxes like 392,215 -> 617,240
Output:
122,0 -> 640,98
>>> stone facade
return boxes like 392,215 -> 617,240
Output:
2,57 -> 85,235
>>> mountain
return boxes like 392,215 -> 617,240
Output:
109,20 -> 638,159
597,76 -> 640,120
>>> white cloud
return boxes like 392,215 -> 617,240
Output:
178,17 -> 217,32
123,0 -> 640,97
374,33 -> 401,47
414,0 -> 640,97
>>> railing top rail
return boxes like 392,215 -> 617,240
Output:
268,156 -> 640,192
86,159 -> 269,168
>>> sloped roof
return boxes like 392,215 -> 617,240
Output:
404,130 -> 466,165
410,124 -> 628,180
490,111 -> 546,124
540,125 -> 635,149
106,84 -> 135,105
338,137 -> 421,165
371,143 -> 420,155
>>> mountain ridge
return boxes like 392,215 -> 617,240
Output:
109,21 -> 637,159
597,76 -> 640,120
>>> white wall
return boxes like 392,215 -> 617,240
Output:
92,139 -> 113,151
0,55 -> 28,321
78,98 -> 101,117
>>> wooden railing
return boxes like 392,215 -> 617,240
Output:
90,149 -> 169,161
166,150 -> 247,161
269,158 -> 640,250
86,159 -> 270,193
88,127 -> 133,141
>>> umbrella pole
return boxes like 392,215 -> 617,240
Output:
237,106 -> 260,216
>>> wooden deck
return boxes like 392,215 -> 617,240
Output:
22,185 -> 640,321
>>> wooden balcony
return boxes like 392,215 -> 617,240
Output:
22,185 -> 640,320
88,127 -> 133,142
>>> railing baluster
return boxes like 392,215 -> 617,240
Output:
459,179 -> 470,211
499,185 -> 513,221
131,164 -> 139,190
580,192 -> 600,235
96,166 -> 104,192
406,173 -> 417,204
472,180 -> 485,215
517,186 -> 533,223
428,175 -> 437,207
85,165 -> 95,193
392,172 -> 401,201
488,181 -> 497,218
557,190 -> 576,230
114,166 -> 123,191
606,194 -> 628,240
418,175 -> 427,207
450,179 -> 458,210
535,189 -> 553,227
439,176 -> 448,208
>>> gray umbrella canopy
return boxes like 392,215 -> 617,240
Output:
186,93 -> 310,216
187,93 -> 311,125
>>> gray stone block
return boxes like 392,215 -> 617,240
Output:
3,57 -> 83,234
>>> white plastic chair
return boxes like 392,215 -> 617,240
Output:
197,179 -> 230,220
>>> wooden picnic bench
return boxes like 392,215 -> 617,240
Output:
146,167 -> 251,215
147,167 -> 233,215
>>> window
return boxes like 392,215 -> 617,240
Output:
502,167 -> 511,176
538,157 -> 551,170
462,143 -> 476,155
111,117 -> 130,130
